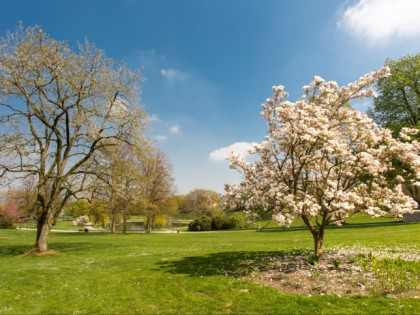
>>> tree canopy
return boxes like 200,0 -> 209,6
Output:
224,68 -> 420,256
367,53 -> 420,135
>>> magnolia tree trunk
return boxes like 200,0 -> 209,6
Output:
312,229 -> 325,257
33,212 -> 50,253
302,216 -> 325,256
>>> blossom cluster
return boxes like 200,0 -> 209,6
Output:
224,67 -> 420,227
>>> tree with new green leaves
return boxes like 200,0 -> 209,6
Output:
367,54 -> 420,204
139,148 -> 175,233
100,143 -> 147,234
184,189 -> 221,217
0,25 -> 147,253
66,199 -> 91,218
367,53 -> 420,135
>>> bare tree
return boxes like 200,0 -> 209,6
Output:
0,25 -> 147,253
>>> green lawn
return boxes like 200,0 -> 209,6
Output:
0,223 -> 419,314
232,211 -> 399,230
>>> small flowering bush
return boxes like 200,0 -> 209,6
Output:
224,68 -> 420,256
0,199 -> 23,228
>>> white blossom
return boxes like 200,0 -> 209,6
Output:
223,67 -> 419,254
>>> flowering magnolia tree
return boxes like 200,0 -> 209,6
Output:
224,67 -> 420,256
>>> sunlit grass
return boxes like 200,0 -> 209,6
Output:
231,211 -> 398,230
0,222 -> 419,314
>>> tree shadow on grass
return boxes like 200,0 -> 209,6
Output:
258,221 -> 405,233
0,245 -> 32,256
156,250 -> 306,278
0,241 -> 111,257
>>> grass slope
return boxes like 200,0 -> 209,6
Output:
0,223 -> 419,314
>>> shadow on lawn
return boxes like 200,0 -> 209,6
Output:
157,250 -> 305,278
0,241 -> 110,257
258,221 -> 404,233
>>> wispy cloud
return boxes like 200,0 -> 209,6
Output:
148,113 -> 160,122
338,0 -> 420,43
170,124 -> 180,134
154,135 -> 168,142
161,68 -> 187,81
209,142 -> 258,161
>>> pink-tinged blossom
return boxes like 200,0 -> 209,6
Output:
223,67 -> 419,255
0,199 -> 24,227
2,199 -> 21,219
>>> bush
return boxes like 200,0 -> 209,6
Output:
0,200 -> 23,229
188,215 -> 238,231
154,215 -> 167,229
0,211 -> 14,229
211,216 -> 238,230
188,216 -> 212,231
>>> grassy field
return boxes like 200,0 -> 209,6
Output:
0,222 -> 419,314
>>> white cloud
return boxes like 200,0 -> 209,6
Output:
154,135 -> 168,142
161,68 -> 187,81
209,142 -> 258,161
149,113 -> 160,122
170,124 -> 180,134
339,0 -> 420,43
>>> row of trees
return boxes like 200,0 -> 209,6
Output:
0,24 -> 177,252
62,145 -> 176,234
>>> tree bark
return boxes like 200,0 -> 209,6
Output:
122,214 -> 127,235
145,216 -> 151,233
32,212 -> 50,253
110,212 -> 116,234
302,215 -> 325,256
313,229 -> 324,257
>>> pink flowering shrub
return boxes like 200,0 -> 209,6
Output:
0,199 -> 24,228
224,67 -> 420,256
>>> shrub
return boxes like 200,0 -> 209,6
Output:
0,210 -> 14,228
188,215 -> 238,231
211,216 -> 238,230
0,200 -> 24,229
188,216 -> 212,231
154,215 -> 167,229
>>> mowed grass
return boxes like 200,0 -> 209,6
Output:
0,223 -> 419,314
245,212 -> 399,230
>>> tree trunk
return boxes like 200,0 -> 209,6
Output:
151,214 -> 156,231
313,228 -> 325,257
314,234 -> 323,257
302,215 -> 325,257
110,212 -> 116,234
122,215 -> 127,235
32,212 -> 50,253
145,216 -> 151,233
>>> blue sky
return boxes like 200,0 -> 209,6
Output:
1,0 -> 419,194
